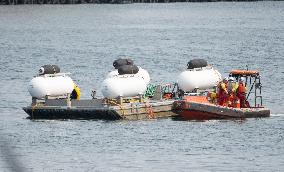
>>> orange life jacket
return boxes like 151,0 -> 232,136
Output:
237,83 -> 246,93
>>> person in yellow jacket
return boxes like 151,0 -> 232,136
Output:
217,77 -> 229,106
227,77 -> 240,108
227,77 -> 239,94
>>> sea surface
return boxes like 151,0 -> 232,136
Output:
0,2 -> 284,171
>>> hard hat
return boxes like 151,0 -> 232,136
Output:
223,77 -> 228,82
239,77 -> 245,82
228,77 -> 235,81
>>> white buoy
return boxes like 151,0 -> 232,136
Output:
101,75 -> 147,98
177,66 -> 222,92
28,74 -> 74,99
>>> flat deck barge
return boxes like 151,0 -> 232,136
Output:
23,99 -> 177,120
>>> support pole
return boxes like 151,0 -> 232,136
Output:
195,87 -> 200,95
139,94 -> 143,103
117,96 -> 123,105
67,93 -> 71,107
254,77 -> 257,107
32,97 -> 37,106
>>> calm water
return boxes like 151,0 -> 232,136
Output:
0,2 -> 284,171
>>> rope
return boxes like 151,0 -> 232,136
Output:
162,84 -> 171,93
145,102 -> 155,119
144,84 -> 157,98
144,83 -> 177,99
106,99 -> 125,118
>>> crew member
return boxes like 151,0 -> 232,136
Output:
227,77 -> 240,108
217,77 -> 229,106
236,77 -> 248,108
227,77 -> 238,94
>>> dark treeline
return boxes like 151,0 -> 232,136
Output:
0,0 -> 268,5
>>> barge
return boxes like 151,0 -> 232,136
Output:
23,98 -> 176,120
23,62 -> 177,120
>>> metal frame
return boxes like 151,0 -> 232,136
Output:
229,71 -> 263,107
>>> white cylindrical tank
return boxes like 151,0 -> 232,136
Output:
106,70 -> 118,78
28,75 -> 74,99
177,67 -> 222,92
106,66 -> 150,85
136,67 -> 150,85
101,75 -> 147,98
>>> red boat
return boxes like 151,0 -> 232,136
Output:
172,70 -> 270,120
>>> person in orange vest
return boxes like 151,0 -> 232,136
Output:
217,77 -> 229,106
236,77 -> 248,108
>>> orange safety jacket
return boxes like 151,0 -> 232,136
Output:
237,83 -> 246,94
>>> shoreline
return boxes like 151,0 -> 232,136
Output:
0,0 -> 271,5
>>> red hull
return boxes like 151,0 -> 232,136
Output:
173,96 -> 270,121
180,109 -> 238,120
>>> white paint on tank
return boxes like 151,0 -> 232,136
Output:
28,75 -> 74,98
106,70 -> 118,78
106,66 -> 150,85
177,66 -> 222,92
101,75 -> 147,98
137,67 -> 150,85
